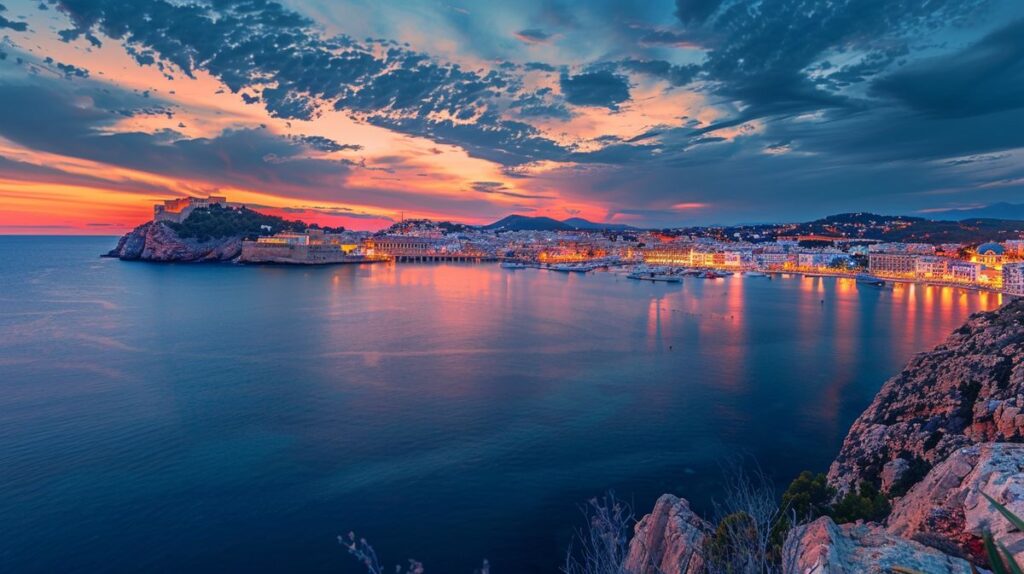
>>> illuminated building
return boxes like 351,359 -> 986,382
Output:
975,242 -> 1006,270
153,195 -> 228,223
948,260 -> 981,284
914,256 -> 949,280
1004,263 -> 1024,296
868,253 -> 917,278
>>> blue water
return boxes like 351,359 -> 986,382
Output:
0,237 -> 1005,573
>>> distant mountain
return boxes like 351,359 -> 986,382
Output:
919,203 -> 1024,221
483,215 -> 573,231
483,214 -> 639,231
563,217 -> 638,231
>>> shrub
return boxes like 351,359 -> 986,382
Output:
780,472 -> 835,522
830,481 -> 890,524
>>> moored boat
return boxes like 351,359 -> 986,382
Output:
628,272 -> 682,283
855,273 -> 885,286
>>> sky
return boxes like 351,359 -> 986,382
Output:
0,0 -> 1023,233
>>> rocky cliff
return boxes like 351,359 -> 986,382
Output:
887,442 -> 1024,565
828,298 -> 1024,495
630,299 -> 1024,573
105,221 -> 243,262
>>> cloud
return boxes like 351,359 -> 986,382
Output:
636,28 -> 702,48
0,2 -> 28,31
470,181 -> 554,199
559,70 -> 630,109
871,18 -> 1024,118
674,0 -> 722,24
514,28 -> 551,44
47,0 -> 571,166
288,135 -> 363,153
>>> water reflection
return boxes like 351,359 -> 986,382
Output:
0,240 -> 1006,574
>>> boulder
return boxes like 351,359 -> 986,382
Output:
783,516 -> 974,574
625,494 -> 710,574
887,442 -> 1024,565
880,459 -> 911,494
828,299 -> 1024,495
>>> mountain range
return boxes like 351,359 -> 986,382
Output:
483,214 -> 637,232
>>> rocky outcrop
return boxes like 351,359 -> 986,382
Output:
783,516 -> 974,574
105,221 -> 242,262
828,299 -> 1024,495
625,494 -> 710,574
886,442 -> 1024,565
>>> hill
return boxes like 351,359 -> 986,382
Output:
483,215 -> 573,231
563,217 -> 637,231
484,214 -> 638,231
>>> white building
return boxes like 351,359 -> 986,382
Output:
914,256 -> 949,280
948,260 -> 981,284
1004,262 -> 1024,296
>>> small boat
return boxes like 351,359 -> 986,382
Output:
744,271 -> 768,277
628,272 -> 682,283
501,261 -> 529,269
697,270 -> 726,279
856,273 -> 885,286
551,263 -> 591,272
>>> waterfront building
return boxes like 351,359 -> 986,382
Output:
154,195 -> 228,223
914,256 -> 949,281
797,250 -> 851,270
256,232 -> 310,246
948,260 -> 981,284
868,252 -> 918,278
1004,262 -> 1024,296
975,242 -> 1006,270
1005,240 -> 1024,259
643,247 -> 692,266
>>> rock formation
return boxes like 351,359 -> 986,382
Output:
625,494 -> 710,574
828,298 -> 1024,495
886,442 -> 1024,565
783,516 -> 974,574
105,221 -> 243,262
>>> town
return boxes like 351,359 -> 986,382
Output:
155,196 -> 1024,296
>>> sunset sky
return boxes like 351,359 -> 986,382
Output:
1,0 -> 1023,233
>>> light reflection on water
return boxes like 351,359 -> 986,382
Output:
0,237 -> 1003,574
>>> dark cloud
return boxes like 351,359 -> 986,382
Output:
524,62 -> 556,72
288,135 -> 362,153
615,59 -> 699,87
48,0 -> 569,166
674,0 -> 723,24
514,28 -> 551,44
470,181 -> 554,199
43,56 -> 88,78
871,18 -> 1024,117
0,3 -> 28,31
559,70 -> 630,109
637,28 -> 701,48
681,0 -> 990,126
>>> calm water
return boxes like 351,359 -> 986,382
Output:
0,237 -> 1005,573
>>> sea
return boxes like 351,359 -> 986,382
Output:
0,236 -> 1005,573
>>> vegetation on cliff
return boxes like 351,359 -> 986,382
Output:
168,204 -> 344,242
